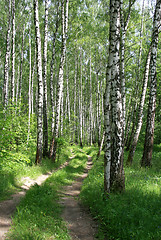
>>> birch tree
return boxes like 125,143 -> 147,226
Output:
50,2 -> 60,134
104,0 -> 125,193
11,0 -> 15,103
127,47 -> 151,165
43,0 -> 49,157
141,0 -> 161,167
3,0 -> 11,108
50,0 -> 69,161
34,0 -> 43,164
27,31 -> 32,144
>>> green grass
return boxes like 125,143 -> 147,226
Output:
0,145 -> 72,201
80,144 -> 161,240
6,146 -> 88,240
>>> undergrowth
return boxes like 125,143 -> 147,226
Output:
6,146 -> 88,240
80,144 -> 161,240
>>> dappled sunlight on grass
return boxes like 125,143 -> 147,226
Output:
80,145 -> 161,240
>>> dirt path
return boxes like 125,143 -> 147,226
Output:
0,160 -> 70,240
59,155 -> 98,240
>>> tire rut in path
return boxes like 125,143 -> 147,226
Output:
59,155 -> 98,240
0,159 -> 71,240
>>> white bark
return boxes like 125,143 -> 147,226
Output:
11,0 -> 15,103
50,0 -> 69,161
43,0 -> 49,157
3,0 -> 11,108
104,0 -> 125,193
34,0 -> 43,164
127,47 -> 151,164
19,25 -> 25,105
27,32 -> 32,144
50,2 -> 60,134
142,0 -> 161,167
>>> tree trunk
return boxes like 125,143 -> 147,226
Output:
50,0 -> 69,161
79,50 -> 83,147
89,52 -> 93,146
34,0 -> 43,164
27,32 -> 32,144
3,0 -> 11,108
31,47 -> 36,115
43,0 -> 49,157
19,25 -> 25,106
141,0 -> 161,167
127,47 -> 151,165
104,0 -> 125,193
11,0 -> 15,103
50,2 -> 60,134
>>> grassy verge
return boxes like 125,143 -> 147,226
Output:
80,144 -> 161,240
0,145 -> 71,201
6,145 -> 88,240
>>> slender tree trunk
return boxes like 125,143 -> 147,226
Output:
43,0 -> 49,157
31,47 -> 36,115
141,0 -> 161,167
3,0 -> 11,108
104,63 -> 111,193
96,70 -> 101,146
50,2 -> 60,134
66,59 -> 71,123
120,0 -> 136,134
34,0 -> 43,164
50,0 -> 69,161
19,25 -> 25,105
27,32 -> 32,144
73,51 -> 77,143
127,47 -> 151,164
79,50 -> 83,147
89,52 -> 93,145
11,0 -> 15,103
104,0 -> 125,193
16,65 -> 20,106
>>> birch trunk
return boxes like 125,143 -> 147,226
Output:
127,47 -> 151,164
31,47 -> 36,115
50,0 -> 69,161
11,0 -> 15,103
34,0 -> 43,164
120,0 -> 136,133
73,52 -> 77,143
141,0 -> 161,167
79,50 -> 83,147
50,2 -> 60,134
19,26 -> 24,105
27,32 -> 32,144
66,59 -> 71,123
3,0 -> 11,108
104,0 -> 125,193
43,0 -> 49,157
96,70 -> 101,146
89,53 -> 93,146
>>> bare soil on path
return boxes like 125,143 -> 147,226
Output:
59,155 -> 98,240
0,161 -> 69,240
0,154 -> 98,240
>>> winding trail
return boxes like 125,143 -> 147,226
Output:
0,153 -> 97,240
0,161 -> 70,240
59,155 -> 98,239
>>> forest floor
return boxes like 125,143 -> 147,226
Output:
0,153 -> 97,240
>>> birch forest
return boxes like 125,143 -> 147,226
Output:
0,0 -> 161,239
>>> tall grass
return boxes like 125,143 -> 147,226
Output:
80,144 -> 161,240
